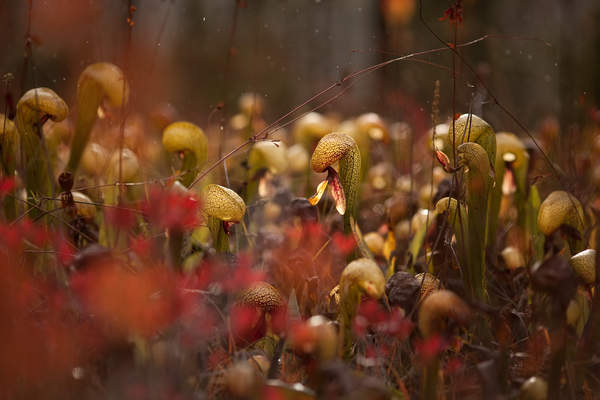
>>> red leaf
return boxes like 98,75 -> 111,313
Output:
445,357 -> 463,375
142,186 -> 201,231
72,262 -> 180,337
415,334 -> 446,364
230,304 -> 263,341
0,177 -> 15,197
104,207 -> 136,230
332,232 -> 356,255
222,259 -> 265,292
54,236 -> 75,266
130,235 -> 153,259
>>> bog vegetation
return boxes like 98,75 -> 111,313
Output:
1,1 -> 599,400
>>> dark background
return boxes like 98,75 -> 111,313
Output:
1,0 -> 599,149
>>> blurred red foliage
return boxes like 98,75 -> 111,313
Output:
414,334 -> 446,364
141,186 -> 201,231
354,299 -> 413,340
0,177 -> 15,197
332,231 -> 356,256
221,253 -> 266,293
104,206 -> 137,231
71,260 -> 181,338
230,304 -> 264,344
0,230 -> 96,397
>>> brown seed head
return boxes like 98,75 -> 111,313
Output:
238,281 -> 284,313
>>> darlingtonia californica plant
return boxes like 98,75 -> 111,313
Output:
103,148 -> 140,205
433,115 -> 497,299
0,114 -> 18,218
162,121 -> 208,187
80,142 -> 109,178
457,142 -> 493,301
491,133 -> 528,241
292,112 -> 333,151
16,87 -> 69,197
343,112 -> 389,179
98,148 -> 141,247
338,257 -> 385,354
247,140 -> 289,199
444,114 -> 496,166
418,289 -> 470,400
0,113 -> 17,177
66,62 -> 128,175
570,248 -> 596,284
537,190 -> 585,254
308,132 -> 361,232
202,184 -> 246,252
434,141 -> 494,302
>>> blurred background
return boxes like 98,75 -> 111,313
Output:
1,0 -> 599,158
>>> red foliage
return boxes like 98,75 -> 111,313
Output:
270,306 -> 289,336
262,385 -> 287,400
288,320 -> 315,351
141,186 -> 201,231
54,234 -> 76,266
354,300 -> 414,339
130,235 -> 155,260
178,302 -> 217,348
20,219 -> 51,247
414,334 -> 446,364
230,304 -> 264,344
0,244 -> 97,397
0,177 -> 15,197
221,254 -> 266,293
444,356 -> 464,375
332,232 -> 356,256
104,206 -> 136,230
207,347 -> 228,370
71,260 -> 181,337
439,1 -> 463,24
184,260 -> 215,291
